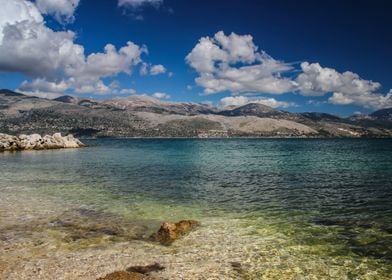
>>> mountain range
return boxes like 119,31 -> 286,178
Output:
1,89 -> 391,138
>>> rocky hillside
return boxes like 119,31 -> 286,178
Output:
1,89 -> 391,138
369,108 -> 392,121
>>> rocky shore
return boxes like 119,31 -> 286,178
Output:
0,133 -> 85,151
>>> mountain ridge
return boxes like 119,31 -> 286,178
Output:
1,89 -> 391,138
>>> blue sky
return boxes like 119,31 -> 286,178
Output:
0,0 -> 391,116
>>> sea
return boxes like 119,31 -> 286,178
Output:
1,138 -> 391,279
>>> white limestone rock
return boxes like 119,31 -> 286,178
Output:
0,133 -> 85,152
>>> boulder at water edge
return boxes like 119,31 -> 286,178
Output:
155,220 -> 199,245
0,133 -> 85,152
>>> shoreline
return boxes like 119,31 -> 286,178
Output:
77,135 -> 392,140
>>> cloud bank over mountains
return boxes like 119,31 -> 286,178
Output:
187,31 -> 392,109
220,95 -> 296,109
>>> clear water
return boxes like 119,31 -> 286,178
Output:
1,139 -> 392,279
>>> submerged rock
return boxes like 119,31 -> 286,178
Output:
126,263 -> 165,275
0,133 -> 84,152
96,271 -> 151,280
49,208 -> 161,245
97,262 -> 164,279
155,220 -> 199,245
230,261 -> 243,273
310,218 -> 373,229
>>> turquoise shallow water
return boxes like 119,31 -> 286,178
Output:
1,138 -> 392,278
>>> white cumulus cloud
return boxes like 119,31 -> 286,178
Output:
82,42 -> 146,79
328,90 -> 392,109
19,78 -> 69,93
0,0 -> 158,97
187,31 -> 392,109
220,95 -> 296,109
36,0 -> 80,24
150,64 -> 166,75
0,5 -> 84,78
297,62 -> 392,109
186,31 -> 295,95
139,63 -> 167,76
296,62 -> 381,97
152,92 -> 170,99
0,0 -> 43,44
219,96 -> 248,107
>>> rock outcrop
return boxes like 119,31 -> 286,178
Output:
0,133 -> 84,152
155,220 -> 199,245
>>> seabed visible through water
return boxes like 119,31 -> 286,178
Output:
1,139 -> 391,279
